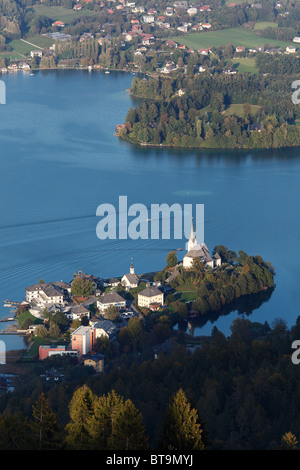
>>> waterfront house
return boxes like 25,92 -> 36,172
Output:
25,282 -> 70,309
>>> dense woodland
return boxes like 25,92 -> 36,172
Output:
121,68 -> 300,149
1,315 -> 300,449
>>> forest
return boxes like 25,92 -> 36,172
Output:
0,315 -> 300,450
120,69 -> 300,150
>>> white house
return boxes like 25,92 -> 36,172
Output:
293,37 -> 300,43
138,286 -> 164,309
143,15 -> 154,23
286,46 -> 296,53
97,291 -> 126,312
25,282 -> 70,309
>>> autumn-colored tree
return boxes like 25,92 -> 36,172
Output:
65,385 -> 96,449
280,432 -> 299,450
159,389 -> 205,451
108,399 -> 149,450
87,390 -> 149,450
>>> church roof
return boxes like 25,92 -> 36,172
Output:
122,272 -> 139,284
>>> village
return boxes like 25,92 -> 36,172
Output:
1,0 -> 299,75
1,223 -> 223,376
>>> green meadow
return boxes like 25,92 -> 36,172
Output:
172,27 -> 293,50
29,4 -> 96,23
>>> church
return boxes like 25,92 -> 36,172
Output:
121,259 -> 139,289
183,221 -> 221,269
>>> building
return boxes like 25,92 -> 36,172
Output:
286,46 -> 297,54
143,15 -> 155,23
64,304 -> 91,322
39,345 -> 77,360
52,20 -> 65,27
183,221 -> 221,269
25,282 -> 70,309
93,320 -> 118,340
30,50 -> 43,58
97,291 -> 126,312
84,353 -> 105,372
138,286 -> 164,309
71,326 -> 94,355
121,259 -> 139,289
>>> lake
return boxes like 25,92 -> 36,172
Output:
0,69 -> 299,350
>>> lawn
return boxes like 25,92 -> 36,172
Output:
29,4 -> 96,23
172,27 -> 293,50
223,103 -> 261,117
232,57 -> 258,73
253,21 -> 278,30
4,35 -> 57,59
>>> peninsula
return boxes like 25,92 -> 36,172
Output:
5,224 -> 275,363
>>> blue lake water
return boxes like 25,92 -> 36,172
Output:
0,69 -> 299,349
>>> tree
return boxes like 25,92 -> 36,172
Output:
31,393 -> 60,450
159,389 -> 205,451
166,251 -> 178,268
108,399 -> 149,450
103,305 -> 119,321
65,385 -> 96,449
280,432 -> 299,450
0,412 -> 31,450
71,276 -> 94,297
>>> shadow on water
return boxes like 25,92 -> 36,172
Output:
118,137 -> 300,166
178,286 -> 275,336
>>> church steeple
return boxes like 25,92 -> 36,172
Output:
130,258 -> 135,274
187,218 -> 198,252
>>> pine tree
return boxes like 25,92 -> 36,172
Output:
108,399 -> 149,450
31,393 -> 60,450
280,432 -> 299,450
65,385 -> 96,449
159,389 -> 205,451
88,390 -> 123,450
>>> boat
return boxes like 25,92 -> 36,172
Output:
3,303 -> 11,308
177,248 -> 183,251
105,70 -> 110,74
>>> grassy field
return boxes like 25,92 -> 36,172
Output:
223,103 -> 261,116
172,27 -> 293,50
253,21 -> 278,30
3,35 -> 56,60
232,57 -> 258,73
29,4 -> 96,23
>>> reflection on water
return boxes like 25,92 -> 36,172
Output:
178,286 -> 275,337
